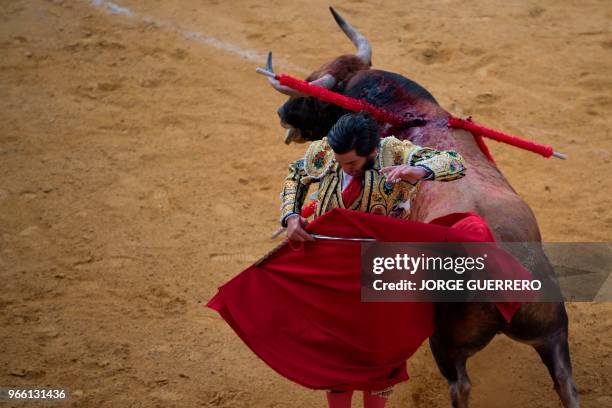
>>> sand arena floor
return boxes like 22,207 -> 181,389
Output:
1,1 -> 611,407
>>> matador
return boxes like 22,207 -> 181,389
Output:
280,111 -> 467,240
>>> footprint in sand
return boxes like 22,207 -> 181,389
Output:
475,92 -> 501,104
418,46 -> 452,65
576,74 -> 612,92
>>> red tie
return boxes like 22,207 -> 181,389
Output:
341,174 -> 363,208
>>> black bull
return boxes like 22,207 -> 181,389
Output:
262,7 -> 579,408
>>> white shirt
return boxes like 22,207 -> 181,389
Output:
341,170 -> 353,192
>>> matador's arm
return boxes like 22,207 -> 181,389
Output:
406,145 -> 467,182
279,159 -> 312,227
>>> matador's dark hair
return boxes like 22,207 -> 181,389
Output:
327,111 -> 380,157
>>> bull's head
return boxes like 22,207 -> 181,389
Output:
264,7 -> 372,144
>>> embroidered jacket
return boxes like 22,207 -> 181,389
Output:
279,136 -> 466,226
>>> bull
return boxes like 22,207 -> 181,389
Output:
262,7 -> 579,408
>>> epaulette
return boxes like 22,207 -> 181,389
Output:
303,137 -> 336,182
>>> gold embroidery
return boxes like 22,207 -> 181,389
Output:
279,136 -> 466,225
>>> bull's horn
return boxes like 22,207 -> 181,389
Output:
309,73 -> 337,89
265,51 -> 275,73
261,52 -> 304,97
329,6 -> 372,66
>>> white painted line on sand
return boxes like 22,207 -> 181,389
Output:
86,0 -> 307,74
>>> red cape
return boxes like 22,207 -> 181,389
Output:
206,209 -> 526,391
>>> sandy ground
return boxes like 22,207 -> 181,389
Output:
1,0 -> 611,407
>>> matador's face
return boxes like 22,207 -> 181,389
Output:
334,148 -> 378,178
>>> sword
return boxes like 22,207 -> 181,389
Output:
258,233 -> 375,267
270,228 -> 376,242
311,234 -> 376,242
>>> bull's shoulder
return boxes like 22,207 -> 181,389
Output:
378,136 -> 422,167
303,137 -> 335,179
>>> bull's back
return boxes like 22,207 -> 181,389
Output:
344,69 -> 439,107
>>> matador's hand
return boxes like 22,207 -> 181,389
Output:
380,165 -> 431,184
286,215 -> 315,242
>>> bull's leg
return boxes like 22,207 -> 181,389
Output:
429,335 -> 475,408
533,333 -> 579,408
430,303 -> 502,408
506,302 -> 579,408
